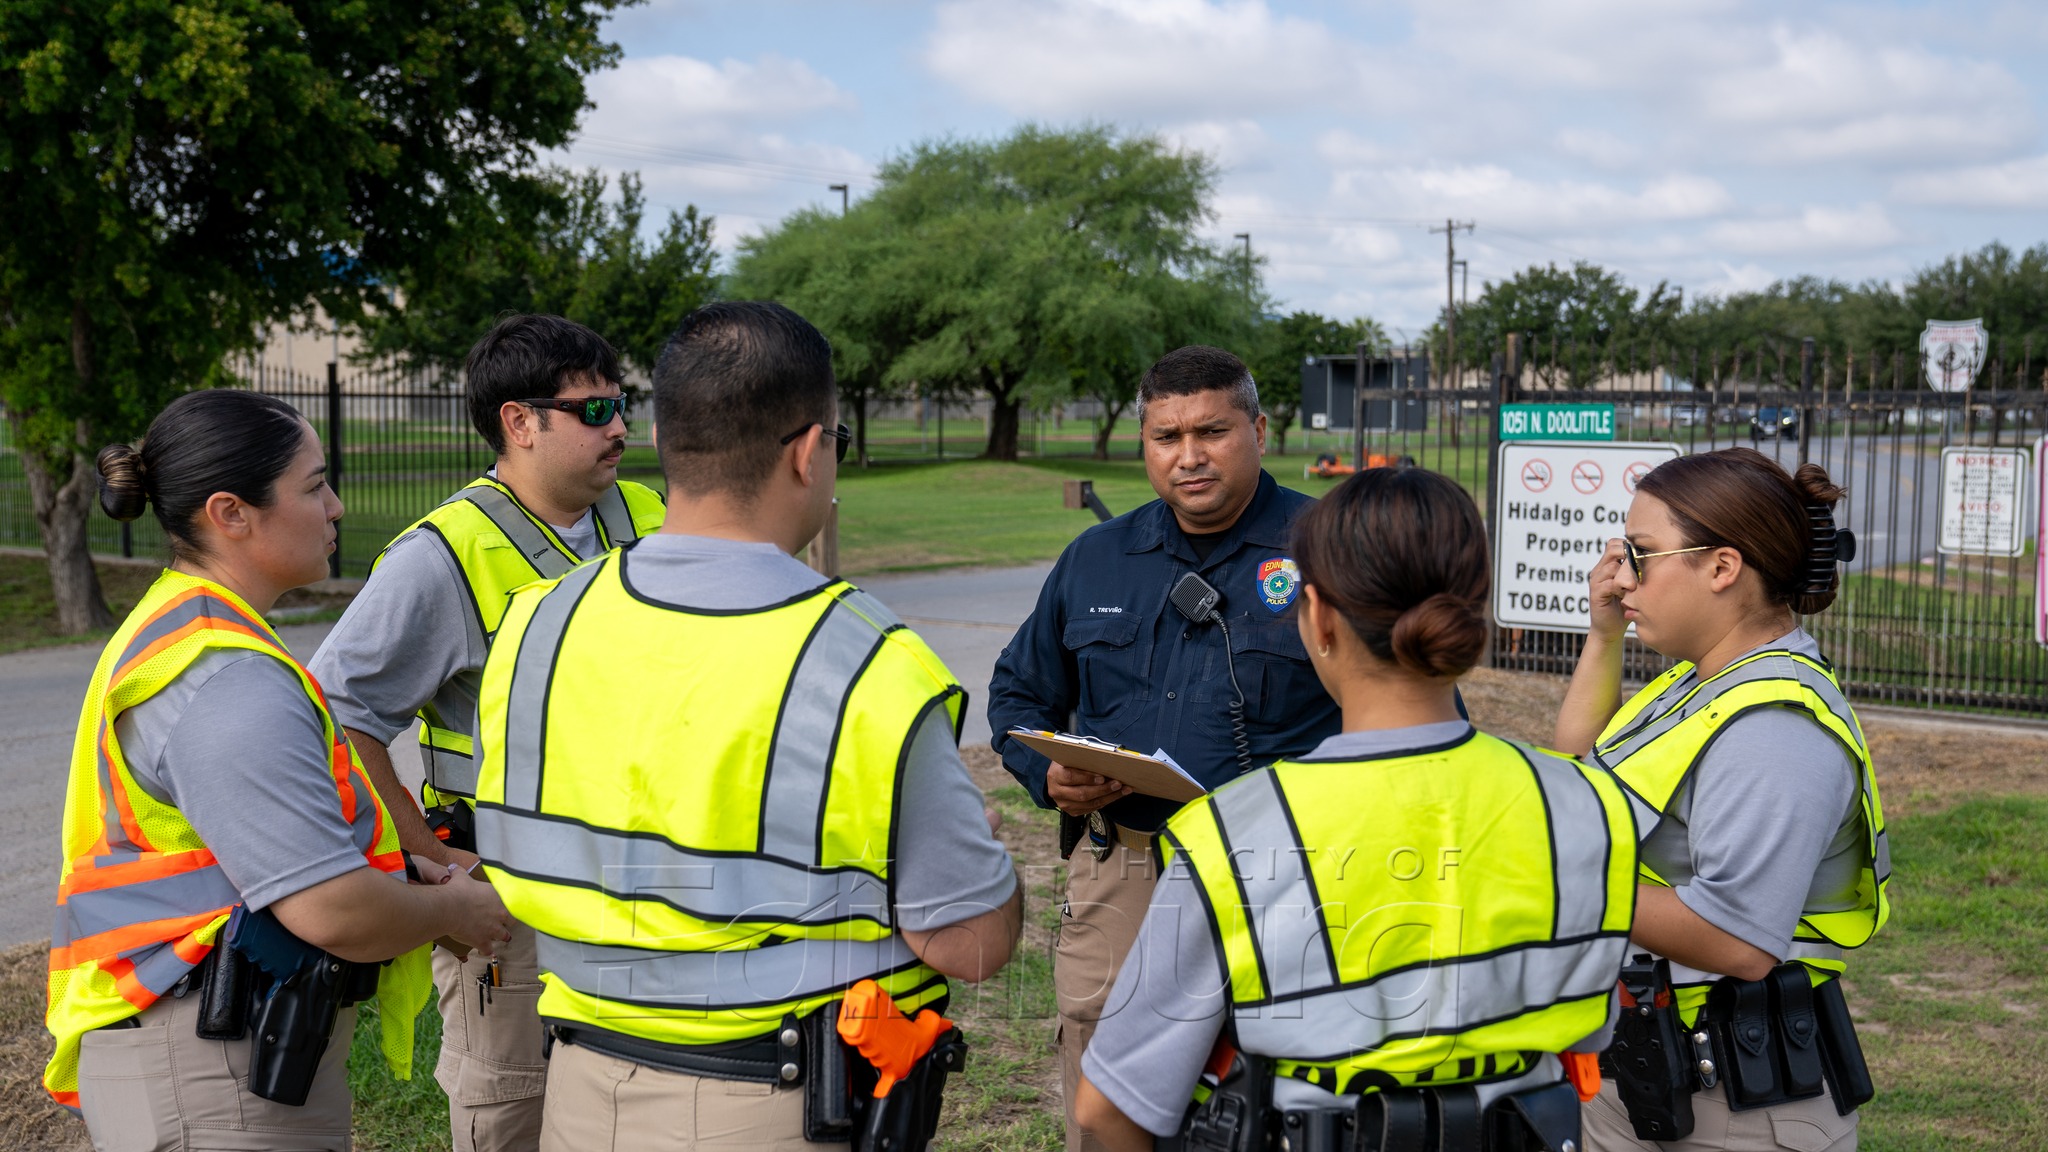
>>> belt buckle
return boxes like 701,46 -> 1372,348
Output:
1086,812 -> 1113,861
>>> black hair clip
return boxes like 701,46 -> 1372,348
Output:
1804,503 -> 1855,593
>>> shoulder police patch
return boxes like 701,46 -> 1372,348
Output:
1258,557 -> 1300,613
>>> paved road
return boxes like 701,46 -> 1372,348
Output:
0,563 -> 1052,951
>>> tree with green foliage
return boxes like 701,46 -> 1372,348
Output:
0,0 -> 626,632
1246,312 -> 1386,454
733,124 -> 1251,461
1452,261 -> 1678,387
360,168 -> 716,379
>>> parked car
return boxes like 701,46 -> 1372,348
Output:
1751,405 -> 1800,440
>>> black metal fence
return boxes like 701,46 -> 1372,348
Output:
2,345 -> 2041,716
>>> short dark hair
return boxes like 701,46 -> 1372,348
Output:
1291,466 -> 1490,678
652,301 -> 836,499
464,314 -> 624,454
97,390 -> 310,563
1137,345 -> 1260,426
1636,447 -> 1847,615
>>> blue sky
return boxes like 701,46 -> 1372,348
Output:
555,0 -> 2048,332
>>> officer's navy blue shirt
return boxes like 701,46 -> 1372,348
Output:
988,470 -> 1342,833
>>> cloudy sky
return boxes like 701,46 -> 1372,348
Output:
557,0 -> 2048,333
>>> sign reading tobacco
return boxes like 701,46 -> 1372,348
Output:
1494,440 -> 1682,631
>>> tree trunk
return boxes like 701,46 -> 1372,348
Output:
1270,414 -> 1293,456
983,379 -> 1021,461
18,413 -> 114,633
850,386 -> 870,467
1091,398 -> 1126,460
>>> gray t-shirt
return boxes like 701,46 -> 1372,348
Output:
1082,721 -> 1618,1136
518,534 -> 1019,932
114,649 -> 373,912
309,497 -> 598,748
1628,628 -> 1864,986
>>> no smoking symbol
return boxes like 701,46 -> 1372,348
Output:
1623,461 -> 1654,493
1521,459 -> 1553,492
1570,459 -> 1604,494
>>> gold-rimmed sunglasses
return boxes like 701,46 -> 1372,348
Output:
1622,539 -> 1713,582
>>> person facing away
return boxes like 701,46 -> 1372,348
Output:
1075,465 -> 1637,1152
469,300 -> 1022,1152
48,389 -> 509,1152
985,345 -> 1341,1152
1555,448 -> 1888,1152
307,314 -> 663,1152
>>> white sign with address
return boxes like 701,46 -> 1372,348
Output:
1494,440 -> 1682,632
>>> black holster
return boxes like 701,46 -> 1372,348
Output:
1813,974 -> 1874,1115
1604,955 -> 1696,1142
855,1028 -> 966,1152
799,1005 -> 966,1152
247,953 -> 380,1106
1163,1065 -> 1582,1152
1708,963 -> 1857,1114
424,800 -> 476,854
1159,1051 -> 1270,1152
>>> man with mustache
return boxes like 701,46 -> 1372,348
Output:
987,345 -> 1341,1152
310,314 -> 664,1152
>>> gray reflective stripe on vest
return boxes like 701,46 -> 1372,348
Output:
52,865 -> 239,949
758,591 -> 892,864
590,485 -> 636,547
1521,747 -> 1615,939
536,932 -> 921,1011
479,807 -> 893,928
423,745 -> 480,798
1594,653 -> 1861,770
1211,772 -> 1335,1000
1232,934 -> 1630,1062
112,594 -> 272,674
454,485 -> 576,579
499,562 -> 609,811
1788,940 -> 1846,962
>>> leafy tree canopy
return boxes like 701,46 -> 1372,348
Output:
0,0 -> 627,630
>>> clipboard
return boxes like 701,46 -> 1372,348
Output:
1007,728 -> 1208,803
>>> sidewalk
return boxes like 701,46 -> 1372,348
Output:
0,563 -> 1050,951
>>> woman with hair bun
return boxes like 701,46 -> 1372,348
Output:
1557,447 -> 1889,1152
46,390 -> 511,1151
1076,466 -> 1638,1152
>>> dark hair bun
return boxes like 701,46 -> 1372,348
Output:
1388,592 -> 1489,678
95,444 -> 149,522
1792,463 -> 1845,510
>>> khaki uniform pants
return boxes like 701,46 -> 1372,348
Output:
1056,838 -> 1159,1152
434,920 -> 548,1152
76,986 -> 355,1152
539,1039 -> 849,1152
1583,1079 -> 1858,1152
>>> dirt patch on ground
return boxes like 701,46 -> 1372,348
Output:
1460,666 -> 2048,815
0,944 -> 85,1152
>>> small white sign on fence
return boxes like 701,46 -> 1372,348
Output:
1494,440 -> 1682,632
1937,447 -> 2028,558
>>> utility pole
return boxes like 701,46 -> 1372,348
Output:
1454,259 -> 1469,305
1430,219 -> 1475,387
828,183 -> 849,215
1233,233 -> 1252,309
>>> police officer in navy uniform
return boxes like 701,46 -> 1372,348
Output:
987,345 -> 1341,1152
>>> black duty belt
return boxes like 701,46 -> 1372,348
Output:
548,1018 -> 806,1085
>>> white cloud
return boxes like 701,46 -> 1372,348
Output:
1163,119 -> 1274,171
583,54 -> 856,133
1556,128 -> 1637,169
1705,204 -> 1904,255
1330,164 -> 1732,231
924,0 -> 1355,119
1894,154 -> 2048,209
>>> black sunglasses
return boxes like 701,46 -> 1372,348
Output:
780,422 -> 853,463
519,395 -> 629,426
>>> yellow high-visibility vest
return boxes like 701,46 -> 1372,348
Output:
377,476 -> 665,800
472,551 -> 961,1047
1166,730 -> 1638,1096
46,571 -> 431,1110
1591,648 -> 1890,1024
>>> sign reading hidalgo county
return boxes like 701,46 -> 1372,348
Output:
1493,441 -> 1682,632
1937,446 -> 2028,558
1499,403 -> 1615,442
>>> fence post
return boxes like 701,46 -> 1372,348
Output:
1484,348 -> 1509,668
1350,341 -> 1368,470
326,360 -> 342,579
1798,337 -> 1814,467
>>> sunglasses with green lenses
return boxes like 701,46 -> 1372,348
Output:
519,395 -> 629,426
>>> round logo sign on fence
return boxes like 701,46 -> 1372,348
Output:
1521,459 -> 1553,493
1570,459 -> 1604,495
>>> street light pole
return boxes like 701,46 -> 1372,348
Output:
1233,232 -> 1252,310
828,183 -> 849,216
